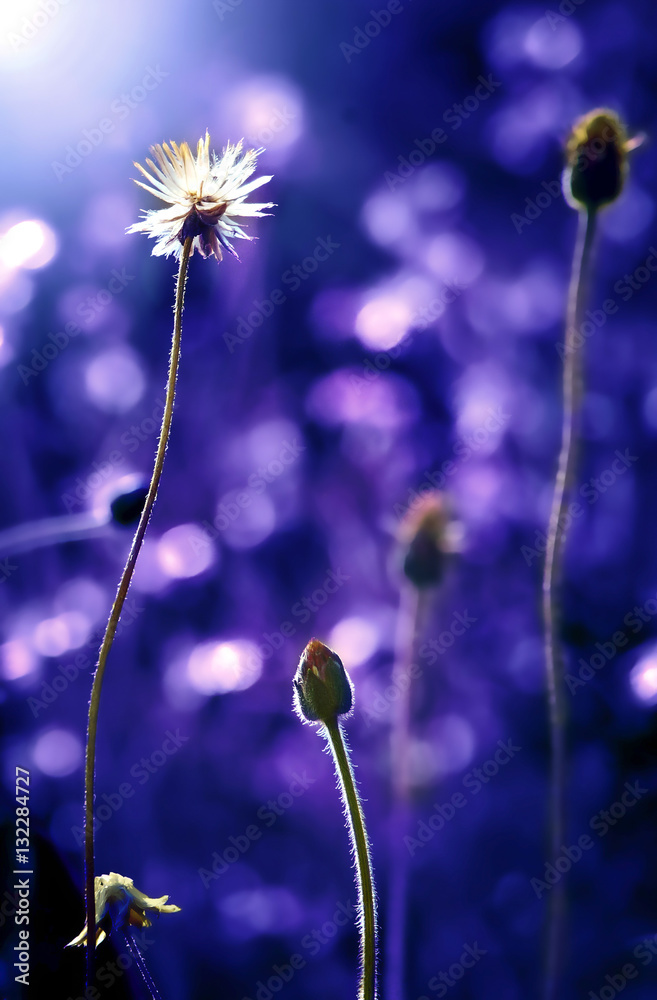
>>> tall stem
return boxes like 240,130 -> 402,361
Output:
542,207 -> 597,1000
84,237 -> 193,990
324,718 -> 378,1000
386,582 -> 423,1000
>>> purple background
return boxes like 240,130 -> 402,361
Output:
0,1 -> 656,998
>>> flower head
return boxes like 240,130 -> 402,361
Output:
398,490 -> 457,589
127,132 -> 273,261
293,639 -> 354,724
66,872 -> 181,948
563,109 -> 642,211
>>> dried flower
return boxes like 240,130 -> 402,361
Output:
563,109 -> 641,211
127,133 -> 273,261
293,638 -> 354,724
66,872 -> 181,948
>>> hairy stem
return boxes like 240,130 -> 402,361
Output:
324,718 -> 378,1000
122,930 -> 163,1000
542,207 -> 597,1000
386,582 -> 424,1000
84,237 -> 193,990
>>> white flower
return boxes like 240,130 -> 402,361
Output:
127,132 -> 273,261
66,872 -> 181,948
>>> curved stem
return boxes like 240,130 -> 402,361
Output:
84,238 -> 193,991
542,207 -> 597,1000
386,582 -> 424,1000
324,718 -> 378,1000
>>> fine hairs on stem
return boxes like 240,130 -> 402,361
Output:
122,930 -> 163,1000
293,639 -> 378,1000
84,236 -> 193,989
541,206 -> 596,1000
325,719 -> 378,1000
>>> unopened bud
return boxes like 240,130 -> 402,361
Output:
109,484 -> 148,526
293,638 -> 353,724
563,109 -> 639,211
399,490 -> 451,589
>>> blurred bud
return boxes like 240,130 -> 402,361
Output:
110,485 -> 148,527
293,638 -> 353,724
563,109 -> 640,211
399,491 -> 452,589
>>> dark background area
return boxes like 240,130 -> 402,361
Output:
0,1 -> 656,998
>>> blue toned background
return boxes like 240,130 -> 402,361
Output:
0,0 -> 656,998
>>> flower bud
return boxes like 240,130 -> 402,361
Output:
399,491 -> 451,589
110,484 -> 148,526
293,638 -> 353,724
563,109 -> 632,211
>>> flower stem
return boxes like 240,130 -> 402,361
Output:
386,581 -> 424,1000
84,237 -> 193,991
542,207 -> 597,1000
122,929 -> 163,1000
324,718 -> 378,1000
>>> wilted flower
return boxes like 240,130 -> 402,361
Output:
66,872 -> 181,948
127,133 -> 273,261
293,638 -> 354,724
563,109 -> 642,211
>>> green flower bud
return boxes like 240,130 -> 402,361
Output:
563,109 -> 638,211
293,638 -> 353,724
